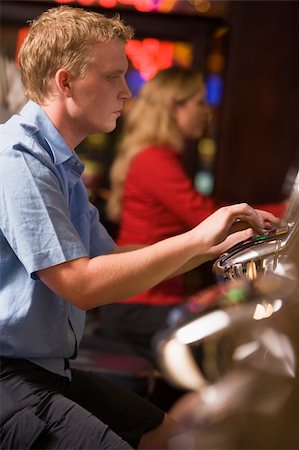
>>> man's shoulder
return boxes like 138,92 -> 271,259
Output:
0,115 -> 53,168
0,115 -> 34,154
0,114 -> 25,133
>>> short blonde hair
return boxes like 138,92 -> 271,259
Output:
18,5 -> 134,103
107,66 -> 205,222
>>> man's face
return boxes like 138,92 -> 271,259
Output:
69,39 -> 131,137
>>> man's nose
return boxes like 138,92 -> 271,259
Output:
121,78 -> 132,100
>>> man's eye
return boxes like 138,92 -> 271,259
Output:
108,75 -> 120,81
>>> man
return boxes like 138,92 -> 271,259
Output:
0,5 -> 279,449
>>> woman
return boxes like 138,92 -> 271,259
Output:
101,67 -> 284,365
101,67 -> 218,364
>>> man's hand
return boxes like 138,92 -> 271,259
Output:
191,203 -> 280,259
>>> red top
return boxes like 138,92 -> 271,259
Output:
117,145 -> 217,305
117,145 -> 286,305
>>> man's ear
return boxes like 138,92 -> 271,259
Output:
55,69 -> 72,98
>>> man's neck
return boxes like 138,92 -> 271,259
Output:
40,100 -> 83,151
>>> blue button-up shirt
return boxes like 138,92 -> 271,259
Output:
0,101 -> 116,377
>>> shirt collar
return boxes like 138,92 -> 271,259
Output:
19,100 -> 75,166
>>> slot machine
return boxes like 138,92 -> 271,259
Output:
213,169 -> 299,284
153,169 -> 299,448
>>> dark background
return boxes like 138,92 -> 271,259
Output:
1,0 -> 299,205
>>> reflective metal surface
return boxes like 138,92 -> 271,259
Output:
158,282 -> 299,448
213,169 -> 299,283
154,168 -> 299,449
155,195 -> 299,389
155,268 -> 298,390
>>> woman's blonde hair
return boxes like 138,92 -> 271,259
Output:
107,66 -> 205,222
18,5 -> 134,103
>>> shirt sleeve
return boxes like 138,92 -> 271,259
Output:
130,147 -> 217,229
89,203 -> 116,257
0,149 -> 88,277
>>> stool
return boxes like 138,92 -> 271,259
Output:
71,346 -> 157,399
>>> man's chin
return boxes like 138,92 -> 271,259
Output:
100,122 -> 117,134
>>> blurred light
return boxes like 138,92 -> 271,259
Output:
175,310 -> 230,344
126,69 -> 145,96
97,0 -> 117,6
126,38 -> 192,81
247,260 -> 257,280
134,0 -> 153,12
252,299 -> 282,321
81,158 -> 104,190
86,133 -> 108,148
173,42 -> 193,67
207,52 -> 225,73
213,25 -> 230,39
126,39 -> 173,80
275,260 -> 297,279
194,170 -> 214,196
259,328 -> 295,377
225,286 -> 247,303
193,0 -> 211,13
159,0 -> 177,13
273,299 -> 283,312
162,338 -> 207,390
253,302 -> 274,320
198,138 -> 216,167
206,74 -> 223,106
77,0 -> 94,5
54,0 -> 215,13
233,341 -> 260,360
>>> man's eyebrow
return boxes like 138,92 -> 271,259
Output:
104,68 -> 127,75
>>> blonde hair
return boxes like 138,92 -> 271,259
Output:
107,66 -> 205,222
18,5 -> 134,103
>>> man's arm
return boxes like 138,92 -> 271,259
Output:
37,204 -> 279,310
38,230 -> 205,310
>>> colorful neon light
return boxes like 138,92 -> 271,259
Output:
206,74 -> 223,106
54,0 -> 186,13
126,39 -> 174,80
98,0 -> 117,6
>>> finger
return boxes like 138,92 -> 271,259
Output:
211,228 -> 254,258
255,209 -> 280,228
230,219 -> 253,233
224,228 -> 254,249
227,203 -> 265,232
